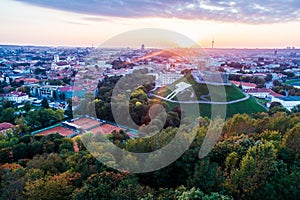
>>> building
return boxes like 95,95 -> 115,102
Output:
244,88 -> 283,99
192,71 -> 230,85
155,73 -> 184,86
3,91 -> 29,103
271,96 -> 300,111
0,122 -> 15,135
230,81 -> 257,90
15,78 -> 39,85
0,74 -> 4,82
51,61 -> 70,70
30,85 -> 60,98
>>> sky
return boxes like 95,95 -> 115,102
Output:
1,0 -> 300,48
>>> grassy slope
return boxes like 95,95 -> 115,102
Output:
152,74 -> 266,118
155,73 -> 245,102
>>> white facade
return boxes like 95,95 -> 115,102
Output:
248,91 -> 269,98
155,73 -> 184,86
30,85 -> 60,98
271,96 -> 300,111
4,92 -> 29,104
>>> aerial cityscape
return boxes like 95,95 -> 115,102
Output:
0,0 -> 300,199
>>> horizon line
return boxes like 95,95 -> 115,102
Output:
0,43 -> 298,50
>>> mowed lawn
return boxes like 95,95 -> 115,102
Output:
150,96 -> 266,119
154,74 -> 245,102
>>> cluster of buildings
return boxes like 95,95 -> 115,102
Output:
0,46 -> 92,108
1,44 -> 300,137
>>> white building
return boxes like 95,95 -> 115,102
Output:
244,88 -> 283,99
154,73 -> 184,86
0,74 -> 4,82
51,61 -> 71,70
271,96 -> 300,111
230,81 -> 257,90
4,91 -> 29,104
30,85 -> 61,98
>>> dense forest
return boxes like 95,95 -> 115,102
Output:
0,72 -> 300,199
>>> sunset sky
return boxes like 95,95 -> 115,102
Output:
1,0 -> 300,48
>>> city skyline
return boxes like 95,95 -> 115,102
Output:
1,0 -> 300,48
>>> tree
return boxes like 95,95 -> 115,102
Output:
225,142 -> 277,199
26,153 -> 65,174
24,172 -> 78,200
59,92 -> 65,100
2,100 -> 13,109
0,107 -> 16,123
283,123 -> 300,155
41,98 -> 49,109
174,186 -> 232,200
291,104 -> 300,113
0,163 -> 26,200
188,158 -> 224,193
17,86 -> 30,95
253,160 -> 300,200
268,103 -> 288,115
72,171 -> 127,200
223,114 -> 256,136
12,142 -> 30,160
26,109 -> 64,130
265,74 -> 273,82
24,101 -> 31,112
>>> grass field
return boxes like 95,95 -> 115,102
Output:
284,78 -> 300,85
255,97 -> 270,105
155,74 -> 245,102
151,96 -> 266,119
152,74 -> 266,118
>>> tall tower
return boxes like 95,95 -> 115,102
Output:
211,37 -> 215,49
274,49 -> 278,57
54,55 -> 60,63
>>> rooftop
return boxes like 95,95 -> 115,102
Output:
244,88 -> 284,97
60,86 -> 84,92
230,81 -> 257,88
0,122 -> 14,131
277,96 -> 300,101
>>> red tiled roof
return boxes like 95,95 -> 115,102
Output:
16,78 -> 39,83
231,81 -> 257,87
60,86 -> 84,92
0,122 -> 14,131
56,61 -> 69,66
6,91 -> 28,97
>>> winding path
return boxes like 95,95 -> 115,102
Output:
149,93 -> 250,105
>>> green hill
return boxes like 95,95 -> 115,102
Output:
152,73 -> 266,118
